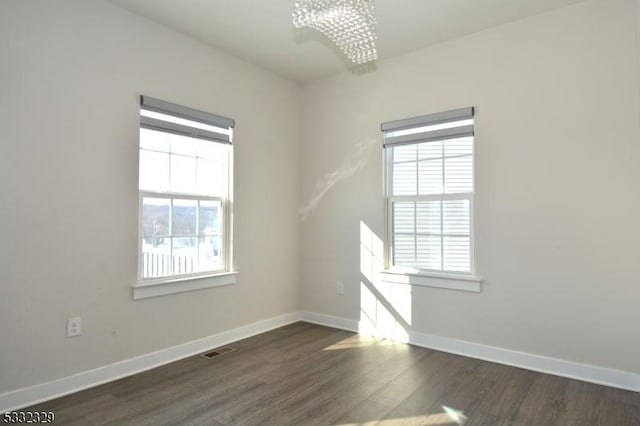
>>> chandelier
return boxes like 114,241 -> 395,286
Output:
292,0 -> 378,65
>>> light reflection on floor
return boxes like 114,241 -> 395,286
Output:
333,405 -> 468,426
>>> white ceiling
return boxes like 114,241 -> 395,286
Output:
109,0 -> 584,82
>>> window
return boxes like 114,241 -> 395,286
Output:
383,107 -> 477,279
137,96 -> 234,289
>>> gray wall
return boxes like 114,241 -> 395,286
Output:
299,0 -> 640,374
0,0 -> 300,393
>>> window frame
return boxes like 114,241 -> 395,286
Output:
133,96 -> 236,300
382,108 -> 481,291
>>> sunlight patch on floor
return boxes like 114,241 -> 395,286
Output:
323,334 -> 383,350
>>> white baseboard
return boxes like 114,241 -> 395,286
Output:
0,311 -> 302,412
3,309 -> 637,412
298,311 -> 640,393
301,311 -> 360,332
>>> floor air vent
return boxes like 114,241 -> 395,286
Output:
201,346 -> 236,359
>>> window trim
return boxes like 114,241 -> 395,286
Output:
380,270 -> 481,293
133,96 -> 235,299
382,108 -> 481,289
133,271 -> 238,300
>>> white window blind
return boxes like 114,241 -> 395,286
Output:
383,107 -> 475,274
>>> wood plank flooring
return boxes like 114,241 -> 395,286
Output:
26,322 -> 640,425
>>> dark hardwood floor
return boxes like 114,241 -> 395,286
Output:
27,322 -> 640,425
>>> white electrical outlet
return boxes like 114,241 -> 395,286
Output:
67,317 -> 82,337
336,281 -> 344,295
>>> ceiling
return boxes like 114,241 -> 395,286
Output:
109,0 -> 584,82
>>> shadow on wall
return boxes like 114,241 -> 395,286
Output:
299,138 -> 376,221
359,220 -> 412,342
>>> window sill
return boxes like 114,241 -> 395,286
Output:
132,271 -> 238,300
380,269 -> 482,293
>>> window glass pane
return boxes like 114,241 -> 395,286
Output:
139,150 -> 169,191
417,141 -> 442,160
416,201 -> 441,234
198,236 -> 222,271
172,199 -> 197,236
393,202 -> 415,233
392,161 -> 417,195
418,159 -> 443,195
140,128 -> 170,153
199,200 -> 221,235
141,238 -> 171,278
198,140 -> 227,160
142,197 -> 170,237
169,134 -> 198,157
393,234 -> 415,266
443,236 -> 470,272
416,235 -> 442,270
197,158 -> 226,196
392,145 -> 416,163
444,137 -> 472,157
170,154 -> 197,193
443,200 -> 470,235
444,155 -> 472,194
172,237 -> 197,275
